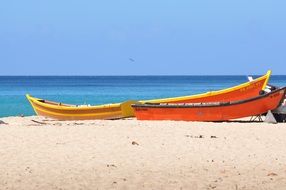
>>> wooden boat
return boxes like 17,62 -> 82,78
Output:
140,70 -> 271,103
26,71 -> 271,120
132,87 -> 286,122
26,95 -> 137,120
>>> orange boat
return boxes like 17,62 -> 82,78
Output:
132,87 -> 286,122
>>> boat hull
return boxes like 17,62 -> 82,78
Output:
132,87 -> 286,121
26,95 -> 137,120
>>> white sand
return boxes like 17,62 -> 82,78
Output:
0,116 -> 286,190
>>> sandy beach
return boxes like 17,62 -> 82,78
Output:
0,116 -> 286,190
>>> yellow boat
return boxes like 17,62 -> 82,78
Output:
27,70 -> 271,120
26,95 -> 137,120
140,70 -> 271,104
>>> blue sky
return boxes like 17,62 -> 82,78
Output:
0,0 -> 285,75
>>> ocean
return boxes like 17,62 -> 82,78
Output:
1,75 -> 286,117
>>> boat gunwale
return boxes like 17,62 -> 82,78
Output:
26,94 -> 126,111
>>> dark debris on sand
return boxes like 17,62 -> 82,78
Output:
0,120 -> 8,125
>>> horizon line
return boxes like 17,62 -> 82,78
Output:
0,74 -> 286,77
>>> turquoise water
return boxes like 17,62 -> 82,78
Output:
1,76 -> 286,117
